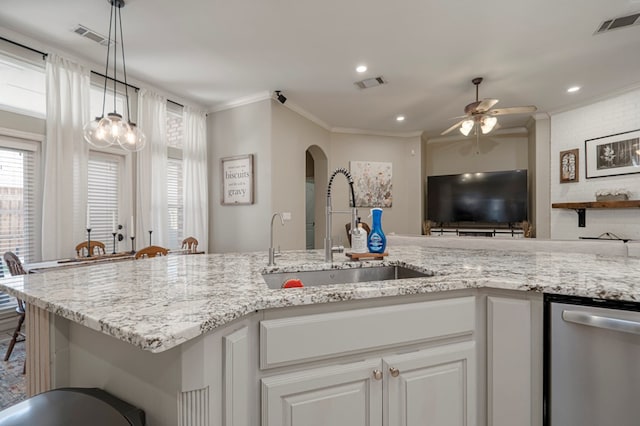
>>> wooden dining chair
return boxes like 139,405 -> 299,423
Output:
181,237 -> 199,253
75,241 -> 107,257
2,252 -> 27,373
134,245 -> 169,259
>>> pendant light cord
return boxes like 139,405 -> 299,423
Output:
100,2 -> 115,118
117,5 -> 132,124
112,3 -> 118,114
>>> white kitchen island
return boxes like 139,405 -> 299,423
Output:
1,243 -> 639,426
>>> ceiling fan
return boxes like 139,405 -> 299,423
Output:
441,77 -> 537,136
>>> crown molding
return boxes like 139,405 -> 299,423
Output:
330,127 -> 423,138
547,81 -> 640,116
208,91 -> 272,113
426,126 -> 528,144
280,99 -> 331,131
208,91 -> 423,138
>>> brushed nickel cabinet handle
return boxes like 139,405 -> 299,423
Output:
389,367 -> 400,377
373,369 -> 383,380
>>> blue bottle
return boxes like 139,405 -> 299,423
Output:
367,208 -> 386,253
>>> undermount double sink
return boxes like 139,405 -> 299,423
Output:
262,265 -> 432,289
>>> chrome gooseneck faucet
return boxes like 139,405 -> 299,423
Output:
325,168 -> 358,262
269,212 -> 285,266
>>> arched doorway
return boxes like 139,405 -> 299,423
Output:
305,145 -> 327,249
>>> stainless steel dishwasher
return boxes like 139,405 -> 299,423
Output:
545,294 -> 640,426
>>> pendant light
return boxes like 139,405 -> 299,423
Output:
83,0 -> 145,152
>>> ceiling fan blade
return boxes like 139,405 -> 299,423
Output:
475,98 -> 499,113
487,106 -> 537,116
441,119 -> 467,135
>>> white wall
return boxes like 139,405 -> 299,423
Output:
528,116 -> 551,238
270,102 -> 330,250
208,100 -> 272,253
550,88 -> 640,240
328,132 -> 422,239
0,110 -> 45,135
425,133 -> 529,177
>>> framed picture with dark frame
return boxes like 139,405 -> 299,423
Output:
221,154 -> 254,205
585,129 -> 640,179
559,148 -> 579,183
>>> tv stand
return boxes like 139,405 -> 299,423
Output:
430,227 -> 524,238
458,230 -> 495,237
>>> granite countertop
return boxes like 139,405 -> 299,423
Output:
1,245 -> 639,353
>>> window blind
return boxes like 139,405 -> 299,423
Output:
167,158 -> 183,249
87,153 -> 120,251
0,145 -> 36,310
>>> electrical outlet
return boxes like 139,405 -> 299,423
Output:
282,212 -> 292,221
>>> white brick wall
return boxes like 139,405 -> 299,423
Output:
550,88 -> 640,240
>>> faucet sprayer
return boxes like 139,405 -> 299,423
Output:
325,168 -> 358,262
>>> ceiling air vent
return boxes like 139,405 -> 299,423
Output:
594,12 -> 640,34
72,25 -> 112,46
354,76 -> 387,89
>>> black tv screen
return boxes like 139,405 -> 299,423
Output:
427,170 -> 528,224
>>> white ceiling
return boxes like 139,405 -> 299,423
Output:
1,0 -> 640,137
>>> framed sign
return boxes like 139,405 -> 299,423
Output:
585,129 -> 640,179
221,154 -> 254,205
559,148 -> 579,183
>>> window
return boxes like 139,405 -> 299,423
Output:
0,142 -> 37,266
87,152 -> 122,253
0,53 -> 46,118
0,138 -> 38,310
167,158 -> 183,249
89,85 -> 127,121
166,106 -> 183,249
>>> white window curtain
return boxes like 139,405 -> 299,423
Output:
42,54 -> 90,260
182,107 -> 208,252
136,88 -> 167,249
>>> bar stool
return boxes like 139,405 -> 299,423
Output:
0,388 -> 145,425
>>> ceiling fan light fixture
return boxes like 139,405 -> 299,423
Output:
460,119 -> 474,136
480,116 -> 497,134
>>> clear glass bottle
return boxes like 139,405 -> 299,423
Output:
351,222 -> 368,253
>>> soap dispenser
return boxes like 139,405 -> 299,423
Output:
367,208 -> 386,253
351,219 -> 368,254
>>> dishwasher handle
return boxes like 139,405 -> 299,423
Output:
562,310 -> 640,335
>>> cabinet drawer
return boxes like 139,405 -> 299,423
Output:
260,296 -> 475,369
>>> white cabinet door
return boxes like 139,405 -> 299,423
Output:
262,358 -> 383,426
487,296 -> 538,426
384,341 -> 476,426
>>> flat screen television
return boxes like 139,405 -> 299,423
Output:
427,170 -> 528,224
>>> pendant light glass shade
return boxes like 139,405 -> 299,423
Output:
118,122 -> 146,151
83,0 -> 145,152
83,116 -> 114,148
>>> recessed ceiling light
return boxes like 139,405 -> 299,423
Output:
567,86 -> 581,93
396,115 -> 405,122
356,65 -> 367,73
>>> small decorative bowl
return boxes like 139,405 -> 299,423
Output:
596,194 -> 629,202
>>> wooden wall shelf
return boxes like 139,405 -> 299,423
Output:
551,200 -> 640,227
552,200 -> 640,209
